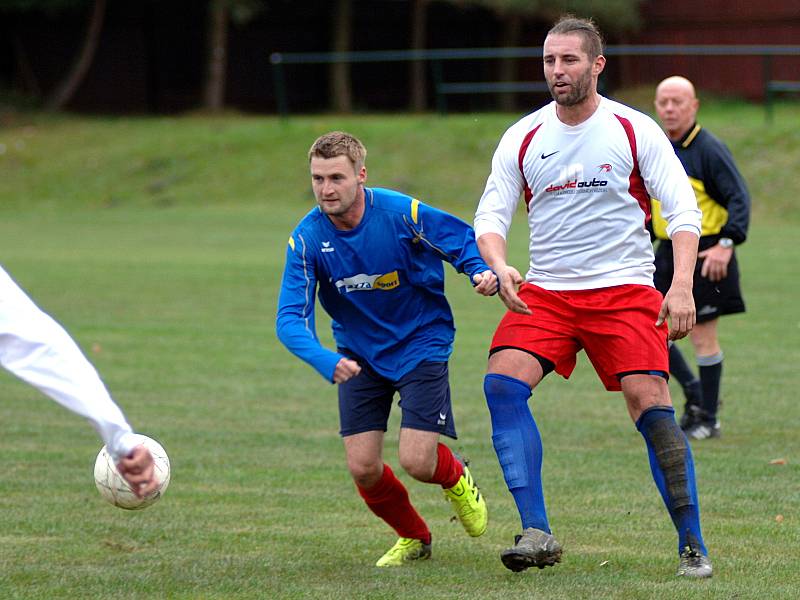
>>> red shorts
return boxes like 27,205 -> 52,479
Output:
490,283 -> 669,391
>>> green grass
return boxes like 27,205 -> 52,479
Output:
1,103 -> 799,598
2,97 -> 799,221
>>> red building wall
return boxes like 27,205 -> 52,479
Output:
622,0 -> 800,100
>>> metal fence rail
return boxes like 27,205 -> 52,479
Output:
269,45 -> 800,118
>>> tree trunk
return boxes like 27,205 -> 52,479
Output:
498,13 -> 522,112
409,0 -> 429,112
203,0 -> 229,112
12,31 -> 42,97
45,0 -> 106,111
330,0 -> 353,113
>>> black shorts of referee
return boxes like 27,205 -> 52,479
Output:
653,235 -> 745,323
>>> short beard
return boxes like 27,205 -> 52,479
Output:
549,66 -> 592,107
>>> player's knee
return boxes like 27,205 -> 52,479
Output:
401,462 -> 435,482
347,458 -> 383,488
486,353 -> 543,389
621,374 -> 669,418
485,374 -> 535,440
398,451 -> 435,482
484,373 -> 531,408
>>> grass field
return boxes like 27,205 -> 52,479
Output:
1,100 -> 799,599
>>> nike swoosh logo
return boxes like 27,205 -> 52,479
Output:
541,151 -> 559,159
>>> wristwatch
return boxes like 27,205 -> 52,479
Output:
718,237 -> 734,249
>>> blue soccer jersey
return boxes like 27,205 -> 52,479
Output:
276,187 -> 490,382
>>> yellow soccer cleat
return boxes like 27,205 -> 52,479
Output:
375,537 -> 432,567
444,463 -> 488,537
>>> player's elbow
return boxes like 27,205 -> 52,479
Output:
275,312 -> 310,355
275,313 -> 294,348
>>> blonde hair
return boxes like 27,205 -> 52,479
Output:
308,131 -> 367,170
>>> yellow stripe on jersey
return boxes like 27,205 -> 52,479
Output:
288,235 -> 295,251
651,176 -> 727,239
682,124 -> 702,148
410,198 -> 420,224
693,178 -> 728,236
650,198 -> 669,240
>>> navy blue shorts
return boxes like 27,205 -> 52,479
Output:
337,355 -> 457,439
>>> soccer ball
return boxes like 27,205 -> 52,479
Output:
94,434 -> 171,510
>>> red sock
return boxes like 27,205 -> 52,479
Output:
357,464 -> 431,544
428,443 -> 464,489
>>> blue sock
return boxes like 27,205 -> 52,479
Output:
484,373 -> 549,533
636,406 -> 707,555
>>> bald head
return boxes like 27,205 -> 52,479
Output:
654,76 -> 699,141
656,76 -> 696,99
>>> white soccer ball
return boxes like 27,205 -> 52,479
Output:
94,434 -> 171,510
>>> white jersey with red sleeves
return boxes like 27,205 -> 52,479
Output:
474,96 -> 701,290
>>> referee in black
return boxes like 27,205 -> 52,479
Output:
651,75 -> 750,440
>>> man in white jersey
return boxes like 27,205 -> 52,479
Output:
474,16 -> 712,578
1,265 -> 157,496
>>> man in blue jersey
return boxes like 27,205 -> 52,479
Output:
276,131 -> 497,567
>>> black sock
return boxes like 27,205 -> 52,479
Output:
698,353 -> 723,421
669,343 -> 698,390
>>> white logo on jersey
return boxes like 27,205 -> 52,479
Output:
438,412 -> 447,425
545,163 -> 608,194
559,163 -> 584,181
335,271 -> 400,292
321,241 -> 334,253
